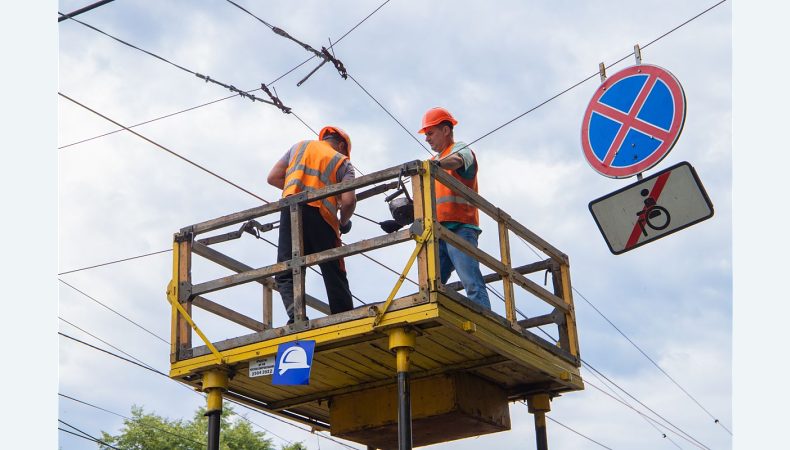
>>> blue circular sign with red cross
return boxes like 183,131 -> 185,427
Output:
581,64 -> 686,178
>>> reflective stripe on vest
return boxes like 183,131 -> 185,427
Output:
282,140 -> 348,234
433,143 -> 480,225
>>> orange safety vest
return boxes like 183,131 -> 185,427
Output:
282,140 -> 349,235
433,143 -> 480,226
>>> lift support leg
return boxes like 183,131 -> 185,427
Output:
527,393 -> 551,450
388,328 -> 416,450
203,370 -> 229,450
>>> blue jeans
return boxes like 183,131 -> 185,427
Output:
438,226 -> 491,309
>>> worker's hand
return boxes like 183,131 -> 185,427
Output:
339,220 -> 352,234
429,159 -> 441,169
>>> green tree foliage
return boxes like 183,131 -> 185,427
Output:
279,443 -> 308,450
99,404 -> 283,450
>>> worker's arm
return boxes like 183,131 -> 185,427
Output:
436,152 -> 464,171
267,158 -> 288,189
339,190 -> 356,225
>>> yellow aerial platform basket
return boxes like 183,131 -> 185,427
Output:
168,160 -> 583,449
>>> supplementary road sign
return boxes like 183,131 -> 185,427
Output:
581,64 -> 686,178
272,340 -> 315,385
589,161 -> 713,254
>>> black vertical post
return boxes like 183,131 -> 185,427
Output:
398,371 -> 412,450
534,411 -> 548,450
206,410 -> 221,450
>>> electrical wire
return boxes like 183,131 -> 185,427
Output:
347,74 -> 432,156
59,316 -> 163,371
59,393 -> 208,448
58,13 -> 288,110
58,331 -> 294,446
58,0 -> 393,150
433,0 -> 730,166
581,358 -> 685,449
58,0 -> 116,22
537,411 -> 613,450
224,1 -> 432,157
58,1 -> 729,444
60,331 -> 361,449
60,92 -> 420,307
584,379 -> 709,449
58,248 -> 171,275
59,421 -> 121,449
59,92 -> 267,202
60,278 -> 170,344
59,427 -> 119,448
573,285 -> 732,434
514,230 -> 730,434
58,94 -> 237,149
485,277 -> 708,448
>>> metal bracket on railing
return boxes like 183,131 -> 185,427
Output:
196,219 -> 277,246
372,224 -> 433,328
166,286 -> 224,366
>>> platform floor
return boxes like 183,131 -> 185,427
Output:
170,291 -> 584,430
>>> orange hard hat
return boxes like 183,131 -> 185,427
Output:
418,107 -> 458,134
319,125 -> 352,156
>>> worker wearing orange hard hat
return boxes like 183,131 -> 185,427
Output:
420,107 -> 491,309
267,125 -> 356,324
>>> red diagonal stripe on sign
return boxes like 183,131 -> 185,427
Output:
599,74 -> 659,166
592,103 -> 673,142
625,171 -> 671,250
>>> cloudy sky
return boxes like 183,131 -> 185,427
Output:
9,0 -> 782,448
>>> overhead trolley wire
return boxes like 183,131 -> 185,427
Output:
512,230 -> 726,438
58,95 -> 238,150
59,322 -> 297,446
540,411 -> 614,450
484,276 -> 710,448
434,0 -> 729,168
59,92 -> 266,202
458,3 -> 733,428
515,227 -> 730,434
59,92 -> 414,306
573,285 -> 732,434
59,2 -> 727,442
60,278 -> 170,345
58,0 -> 393,150
585,379 -> 710,450
59,427 -> 121,449
58,12 -> 292,112
58,248 -> 171,275
583,359 -> 711,449
59,393 -> 208,448
59,316 -> 163,371
347,74 -> 432,157
61,331 -> 361,449
59,207 -> 672,449
57,0 -> 116,22
59,419 -> 121,449
224,0 -> 432,158
61,331 -> 167,376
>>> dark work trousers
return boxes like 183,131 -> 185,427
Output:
275,205 -> 353,322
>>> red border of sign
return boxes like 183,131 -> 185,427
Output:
581,64 -> 686,179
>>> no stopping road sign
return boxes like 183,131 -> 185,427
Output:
581,64 -> 686,178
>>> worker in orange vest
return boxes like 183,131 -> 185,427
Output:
267,126 -> 356,324
419,107 -> 491,309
